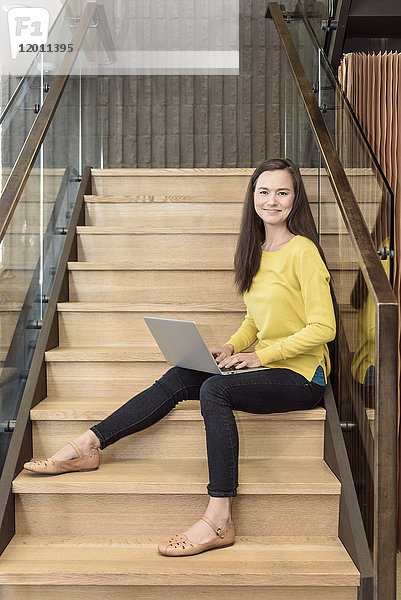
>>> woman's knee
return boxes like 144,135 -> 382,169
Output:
156,366 -> 189,389
200,376 -> 230,411
156,366 -> 205,398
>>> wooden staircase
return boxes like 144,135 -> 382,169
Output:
0,169 -> 360,598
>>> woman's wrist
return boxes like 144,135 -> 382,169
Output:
224,343 -> 234,354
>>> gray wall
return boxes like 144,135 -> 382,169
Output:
96,0 -> 282,168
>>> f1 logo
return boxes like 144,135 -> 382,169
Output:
8,7 -> 49,59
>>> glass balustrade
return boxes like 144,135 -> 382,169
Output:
0,0 -> 101,475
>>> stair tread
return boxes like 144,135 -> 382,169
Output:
84,194 -> 374,205
0,534 -> 360,586
67,260 -> 358,271
77,226 -> 240,234
14,457 -> 340,494
30,397 -> 326,421
45,344 -> 165,361
76,227 -> 347,237
56,301 -> 245,312
92,168 -> 253,176
67,261 -> 235,271
91,166 -> 373,176
85,196 -> 245,204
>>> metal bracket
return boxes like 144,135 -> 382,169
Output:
340,422 -> 356,432
27,319 -> 43,329
312,83 -> 335,93
0,421 -> 16,433
55,227 -> 68,235
320,103 -> 337,113
20,104 -> 41,113
378,246 -> 394,260
30,84 -> 50,93
321,19 -> 338,31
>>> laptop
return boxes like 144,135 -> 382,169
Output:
143,316 -> 271,375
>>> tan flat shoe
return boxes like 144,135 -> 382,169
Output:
23,441 -> 100,475
158,515 -> 235,556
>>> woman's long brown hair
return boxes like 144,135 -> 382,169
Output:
234,158 -> 327,294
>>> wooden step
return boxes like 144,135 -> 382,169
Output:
56,302 -> 245,346
91,168 -> 252,198
0,534 -> 359,597
66,262 -> 360,305
84,196 -> 376,232
46,358 -> 168,397
68,265 -> 240,303
77,232 -> 237,266
13,457 -> 340,536
29,398 -> 326,460
76,230 -> 354,265
85,200 -> 243,228
90,167 -> 381,206
54,299 -> 358,355
45,344 -> 168,362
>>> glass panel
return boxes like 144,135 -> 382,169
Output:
0,0 -> 86,190
284,14 -> 394,287
0,5 -> 101,474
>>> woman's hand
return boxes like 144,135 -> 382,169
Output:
218,351 -> 262,370
210,344 -> 234,363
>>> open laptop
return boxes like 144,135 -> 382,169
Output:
143,316 -> 271,375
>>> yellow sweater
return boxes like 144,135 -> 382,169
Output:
224,235 -> 336,383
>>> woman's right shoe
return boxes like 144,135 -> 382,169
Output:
23,441 -> 100,475
158,515 -> 235,556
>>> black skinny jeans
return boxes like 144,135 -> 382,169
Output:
90,366 -> 325,497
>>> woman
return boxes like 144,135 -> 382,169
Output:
24,158 -> 336,557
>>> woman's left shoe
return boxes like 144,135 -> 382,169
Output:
157,515 -> 235,556
23,441 -> 100,474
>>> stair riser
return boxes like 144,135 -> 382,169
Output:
15,493 -> 339,537
69,269 -> 240,303
85,202 -> 243,228
0,585 -> 358,599
91,175 -> 250,198
57,307 -> 357,353
77,233 -> 355,265
85,201 -> 368,233
46,362 -> 168,397
68,267 -> 356,306
58,312 -> 245,347
91,171 -> 380,205
32,419 -> 324,460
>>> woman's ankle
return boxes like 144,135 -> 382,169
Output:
204,497 -> 233,523
86,429 -> 101,449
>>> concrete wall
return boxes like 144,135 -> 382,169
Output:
95,0 -> 283,168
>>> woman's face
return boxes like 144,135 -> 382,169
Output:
253,169 -> 296,228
